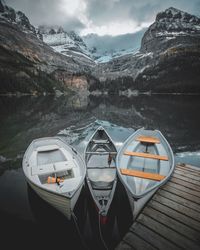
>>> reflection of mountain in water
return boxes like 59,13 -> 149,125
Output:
0,94 -> 200,164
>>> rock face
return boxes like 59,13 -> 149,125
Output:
0,1 -> 96,94
92,7 -> 200,94
38,25 -> 94,66
141,7 -> 200,53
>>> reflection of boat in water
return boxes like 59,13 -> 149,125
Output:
22,137 -> 86,220
84,126 -> 117,222
116,128 -> 175,219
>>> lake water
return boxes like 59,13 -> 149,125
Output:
0,94 -> 200,249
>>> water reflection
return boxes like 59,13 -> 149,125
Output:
0,94 -> 200,161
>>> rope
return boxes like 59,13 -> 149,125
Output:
71,211 -> 90,250
98,211 -> 109,250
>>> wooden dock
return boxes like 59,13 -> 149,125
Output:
116,164 -> 200,250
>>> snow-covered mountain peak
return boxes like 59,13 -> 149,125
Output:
37,25 -> 93,63
156,7 -> 200,28
141,7 -> 200,53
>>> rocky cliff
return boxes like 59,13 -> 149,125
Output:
92,7 -> 200,94
0,1 -> 96,94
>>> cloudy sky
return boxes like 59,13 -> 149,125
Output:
5,0 -> 200,36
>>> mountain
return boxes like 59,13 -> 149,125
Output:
37,25 -> 94,65
1,2 -> 200,95
38,25 -> 145,63
92,7 -> 200,94
0,1 -> 96,95
82,30 -> 146,63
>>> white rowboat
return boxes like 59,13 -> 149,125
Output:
116,128 -> 175,219
85,126 -> 117,220
22,137 -> 86,220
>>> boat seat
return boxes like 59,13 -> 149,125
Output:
85,151 -> 117,155
54,161 -> 72,171
124,151 -> 168,161
91,180 -> 113,190
87,168 -> 116,183
32,163 -> 55,176
120,168 -> 165,181
92,139 -> 109,144
36,145 -> 59,152
136,136 -> 160,144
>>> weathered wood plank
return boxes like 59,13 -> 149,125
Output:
124,151 -> 168,161
161,184 -> 200,205
152,194 -> 200,222
120,168 -> 165,181
165,181 -> 200,198
115,240 -> 134,250
137,214 -> 200,250
177,164 -> 200,171
174,169 -> 200,181
157,189 -> 200,212
170,177 -> 200,192
148,199 -> 200,232
130,222 -> 182,250
142,206 -> 200,243
176,165 -> 200,176
136,136 -> 160,144
122,231 -> 157,250
173,173 -> 200,187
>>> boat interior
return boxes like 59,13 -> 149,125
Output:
28,140 -> 83,193
86,129 -> 117,210
119,132 -> 172,196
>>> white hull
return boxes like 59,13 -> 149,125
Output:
125,186 -> 157,220
28,179 -> 83,220
22,137 -> 86,220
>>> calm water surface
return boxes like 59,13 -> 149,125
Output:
0,94 -> 200,249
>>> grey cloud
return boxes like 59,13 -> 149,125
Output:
85,0 -> 200,25
4,0 -> 200,34
5,0 -> 85,32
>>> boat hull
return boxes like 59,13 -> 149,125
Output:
85,126 -> 118,218
116,128 -> 175,220
125,185 -> 157,220
27,178 -> 83,220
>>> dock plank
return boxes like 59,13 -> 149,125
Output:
170,177 -> 200,192
157,189 -> 200,212
174,169 -> 200,181
116,164 -> 200,250
177,164 -> 200,171
122,232 -> 156,250
176,167 -> 200,177
137,214 -> 200,250
130,222 -> 182,250
165,181 -> 200,198
171,173 -> 200,187
152,194 -> 200,222
142,206 -> 200,243
176,166 -> 200,177
148,199 -> 200,232
161,184 -> 200,205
